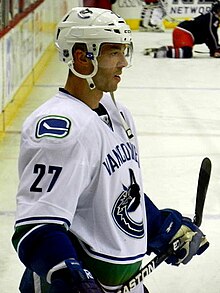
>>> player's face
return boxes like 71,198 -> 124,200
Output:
93,43 -> 128,92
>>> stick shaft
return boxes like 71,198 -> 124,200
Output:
193,157 -> 211,227
194,50 -> 209,54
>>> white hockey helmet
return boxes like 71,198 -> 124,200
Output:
55,7 -> 133,89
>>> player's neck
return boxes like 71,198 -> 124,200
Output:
64,76 -> 103,109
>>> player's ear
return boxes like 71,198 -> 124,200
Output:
73,49 -> 89,64
73,49 -> 93,75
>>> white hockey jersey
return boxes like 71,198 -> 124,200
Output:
15,90 -> 148,269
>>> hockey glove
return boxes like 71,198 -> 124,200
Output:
47,258 -> 103,293
147,209 -> 209,266
166,216 -> 209,265
210,49 -> 220,58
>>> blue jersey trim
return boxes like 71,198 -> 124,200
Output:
80,240 -> 147,263
15,216 -> 71,228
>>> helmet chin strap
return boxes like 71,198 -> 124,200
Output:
110,92 -> 134,140
67,58 -> 98,90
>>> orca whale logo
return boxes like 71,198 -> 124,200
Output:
112,169 -> 144,239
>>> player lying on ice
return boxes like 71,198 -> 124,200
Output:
145,0 -> 220,58
12,7 -> 209,293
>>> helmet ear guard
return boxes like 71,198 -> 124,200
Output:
67,57 -> 98,89
55,7 -> 133,89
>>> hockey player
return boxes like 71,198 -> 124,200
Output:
83,0 -> 116,10
139,0 -> 166,32
12,7 -> 209,293
152,0 -> 220,58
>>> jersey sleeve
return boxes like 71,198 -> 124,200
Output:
204,13 -> 220,53
12,223 -> 79,277
15,112 -> 92,229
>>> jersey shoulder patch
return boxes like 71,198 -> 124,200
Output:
35,115 -> 71,139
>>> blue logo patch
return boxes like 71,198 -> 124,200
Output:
36,116 -> 71,139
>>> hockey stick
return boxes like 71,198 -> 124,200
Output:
117,157 -> 211,293
144,49 -> 209,56
144,48 -> 209,56
194,50 -> 209,54
193,157 -> 211,227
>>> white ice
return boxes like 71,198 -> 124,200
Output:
0,31 -> 220,292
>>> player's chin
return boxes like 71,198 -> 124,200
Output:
111,77 -> 121,91
109,85 -> 118,93
102,78 -> 120,92
104,82 -> 118,93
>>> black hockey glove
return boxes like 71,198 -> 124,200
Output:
165,216 -> 209,266
148,209 -> 209,266
48,258 -> 103,293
